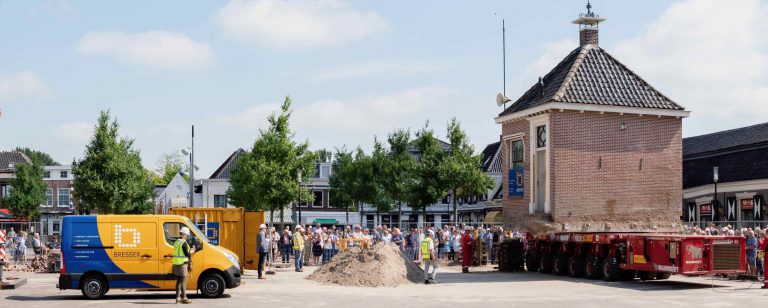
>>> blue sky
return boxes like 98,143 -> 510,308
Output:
1,0 -> 767,177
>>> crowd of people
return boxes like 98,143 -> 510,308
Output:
255,222 -> 512,283
1,227 -> 50,265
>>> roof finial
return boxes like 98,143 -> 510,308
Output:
586,1 -> 592,16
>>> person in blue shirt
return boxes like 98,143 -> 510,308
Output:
747,231 -> 758,276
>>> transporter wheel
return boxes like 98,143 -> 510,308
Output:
539,253 -> 553,274
602,257 -> 620,282
526,251 -> 540,272
655,272 -> 671,280
638,271 -> 656,281
199,272 -> 226,298
620,269 -> 637,281
568,255 -> 584,277
553,254 -> 569,276
584,255 -> 602,280
80,274 -> 108,299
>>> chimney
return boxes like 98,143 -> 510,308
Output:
572,1 -> 605,47
580,28 -> 599,46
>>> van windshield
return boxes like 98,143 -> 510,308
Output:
184,218 -> 210,243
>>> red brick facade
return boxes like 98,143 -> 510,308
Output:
501,110 -> 683,231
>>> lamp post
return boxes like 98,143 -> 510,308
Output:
297,170 -> 302,225
713,166 -> 719,223
181,125 -> 196,208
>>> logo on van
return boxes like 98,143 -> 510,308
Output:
114,225 -> 141,248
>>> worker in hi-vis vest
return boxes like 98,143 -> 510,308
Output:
421,230 -> 438,284
173,227 -> 195,304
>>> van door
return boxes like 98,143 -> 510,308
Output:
159,221 -> 204,290
107,221 -> 160,288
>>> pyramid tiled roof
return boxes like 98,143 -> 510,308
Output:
499,45 -> 684,117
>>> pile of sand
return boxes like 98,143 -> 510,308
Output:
308,242 -> 424,287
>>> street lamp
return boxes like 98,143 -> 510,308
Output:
713,166 -> 719,223
297,170 -> 302,225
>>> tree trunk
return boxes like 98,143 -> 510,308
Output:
270,210 -> 274,225
280,207 -> 284,226
422,206 -> 427,230
452,188 -> 458,225
346,202 -> 350,227
398,202 -> 402,230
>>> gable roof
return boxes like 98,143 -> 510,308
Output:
499,45 -> 684,117
0,151 -> 32,173
210,148 -> 245,179
480,141 -> 501,173
683,122 -> 768,157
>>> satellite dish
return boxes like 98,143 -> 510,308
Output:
496,93 -> 511,106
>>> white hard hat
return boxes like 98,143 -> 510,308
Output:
428,230 -> 435,236
180,227 -> 191,236
296,225 -> 303,230
259,224 -> 267,229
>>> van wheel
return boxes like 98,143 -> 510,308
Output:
81,274 -> 108,299
200,273 -> 225,298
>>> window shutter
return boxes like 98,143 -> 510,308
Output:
754,195 -> 764,221
726,197 -> 737,222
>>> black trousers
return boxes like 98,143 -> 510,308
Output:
258,252 -> 267,277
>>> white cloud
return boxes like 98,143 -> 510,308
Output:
311,60 -> 446,81
54,122 -> 93,144
517,0 -> 768,136
214,0 -> 390,49
0,71 -> 53,102
216,86 -> 461,149
77,31 -> 214,70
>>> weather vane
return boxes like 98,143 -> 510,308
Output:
580,0 -> 599,19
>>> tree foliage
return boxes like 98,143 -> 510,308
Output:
382,129 -> 415,228
15,147 -> 59,166
439,118 -> 495,220
408,125 -> 446,224
329,148 -> 355,224
154,151 -> 189,184
3,160 -> 46,219
72,111 -> 155,214
228,96 -> 317,218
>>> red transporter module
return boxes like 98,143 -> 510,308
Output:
524,232 -> 746,281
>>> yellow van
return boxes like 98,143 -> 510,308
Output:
57,215 -> 241,299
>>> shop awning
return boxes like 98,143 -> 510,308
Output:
484,211 -> 503,223
313,219 -> 338,225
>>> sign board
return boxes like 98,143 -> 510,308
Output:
508,168 -> 524,196
197,222 -> 220,246
700,203 -> 712,215
740,199 -> 754,210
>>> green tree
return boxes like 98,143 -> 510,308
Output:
2,159 -> 46,219
72,111 -> 155,214
148,169 -> 165,185
354,141 -> 392,226
15,147 -> 59,166
329,148 -> 356,225
154,151 -> 189,184
439,118 -> 495,221
382,130 -> 415,228
228,96 -> 317,225
315,148 -> 332,163
409,125 -> 446,226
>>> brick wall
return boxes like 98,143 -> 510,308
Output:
500,119 -> 531,228
549,111 -> 682,224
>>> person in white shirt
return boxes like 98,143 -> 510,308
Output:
382,230 -> 392,243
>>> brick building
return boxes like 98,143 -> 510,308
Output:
495,8 -> 690,232
40,165 -> 76,235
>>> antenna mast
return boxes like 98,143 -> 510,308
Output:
502,19 -> 507,109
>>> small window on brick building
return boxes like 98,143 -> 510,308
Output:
510,139 -> 524,169
536,125 -> 547,148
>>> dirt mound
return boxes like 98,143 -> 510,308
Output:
308,242 -> 423,287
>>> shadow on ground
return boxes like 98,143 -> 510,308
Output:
4,293 -> 231,302
435,271 -> 732,291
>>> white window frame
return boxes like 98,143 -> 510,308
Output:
311,190 -> 324,208
58,188 -> 70,207
60,170 -> 68,179
44,188 -> 53,207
